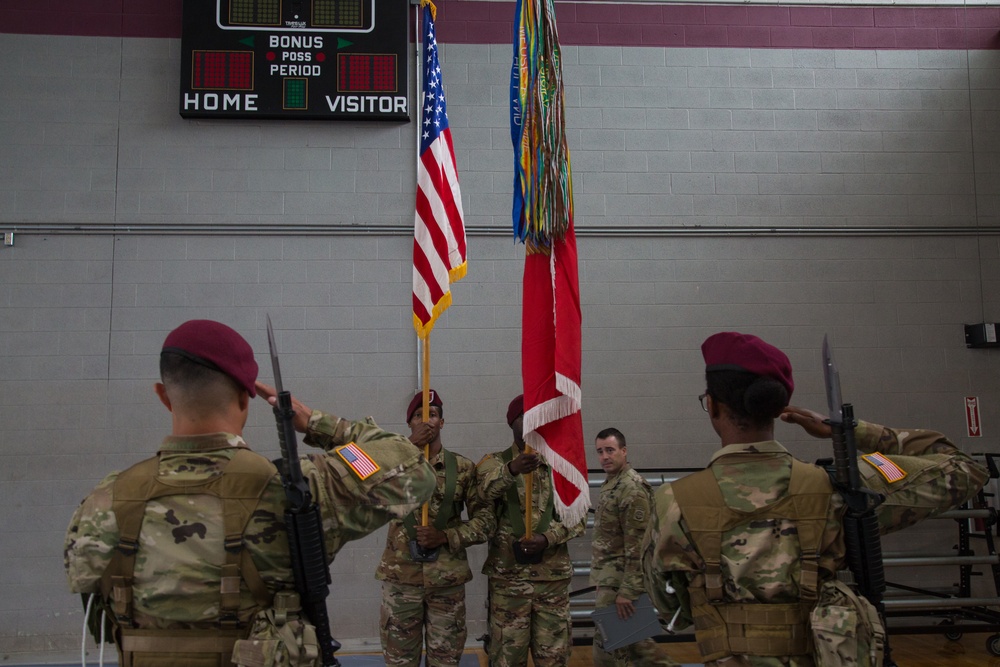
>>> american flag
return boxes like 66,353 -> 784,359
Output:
412,0 -> 466,339
336,443 -> 380,480
862,452 -> 907,483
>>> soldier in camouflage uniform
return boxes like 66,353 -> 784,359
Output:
591,428 -> 678,667
478,395 -> 587,667
64,320 -> 436,667
642,331 -> 989,667
376,390 -> 494,667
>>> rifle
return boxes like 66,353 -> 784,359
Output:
266,315 -> 341,667
822,335 -> 893,667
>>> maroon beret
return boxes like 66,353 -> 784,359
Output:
407,389 -> 443,422
161,320 -> 258,397
507,394 -> 524,426
701,332 -> 794,397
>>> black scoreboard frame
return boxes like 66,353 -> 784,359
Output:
179,0 -> 411,121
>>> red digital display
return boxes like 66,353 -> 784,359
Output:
338,54 -> 396,92
192,51 -> 254,90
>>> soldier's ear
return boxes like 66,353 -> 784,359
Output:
154,382 -> 172,412
707,393 -> 721,419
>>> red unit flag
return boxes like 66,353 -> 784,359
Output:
522,232 -> 588,525
512,0 -> 589,525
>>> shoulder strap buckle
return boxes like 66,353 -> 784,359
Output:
116,537 -> 140,556
224,535 -> 244,554
218,611 -> 240,628
704,572 -> 725,602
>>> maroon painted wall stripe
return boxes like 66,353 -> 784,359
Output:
1,1 -> 997,49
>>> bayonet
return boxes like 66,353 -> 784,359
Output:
265,314 -> 340,667
267,314 -> 306,498
266,315 -> 285,395
822,335 -> 842,425
821,334 -> 892,666
823,335 -> 859,490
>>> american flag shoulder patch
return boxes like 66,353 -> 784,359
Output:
861,452 -> 907,484
336,442 -> 380,480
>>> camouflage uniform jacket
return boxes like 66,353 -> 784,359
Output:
643,420 -> 989,666
64,411 -> 435,629
375,447 -> 494,588
478,444 -> 586,581
590,465 -> 653,601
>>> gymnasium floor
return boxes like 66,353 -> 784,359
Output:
21,634 -> 1000,666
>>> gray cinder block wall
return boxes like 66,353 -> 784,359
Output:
2,2 -> 1000,660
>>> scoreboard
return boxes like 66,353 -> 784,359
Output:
179,0 -> 410,121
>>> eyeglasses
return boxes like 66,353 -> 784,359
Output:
698,393 -> 709,412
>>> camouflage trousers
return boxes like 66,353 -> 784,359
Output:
592,587 -> 679,667
487,577 -> 571,667
379,581 -> 467,667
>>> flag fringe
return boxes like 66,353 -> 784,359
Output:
412,290 -> 453,339
448,260 -> 468,283
554,486 -> 590,527
525,430 -> 590,526
555,372 -> 581,406
522,394 -> 578,435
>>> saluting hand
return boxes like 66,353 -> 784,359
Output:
255,381 -> 313,433
780,405 -> 832,439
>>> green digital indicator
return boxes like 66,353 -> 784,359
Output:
284,78 -> 308,109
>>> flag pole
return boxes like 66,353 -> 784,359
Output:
421,335 -> 431,527
412,0 -> 467,532
416,0 -> 429,531
524,444 -> 533,539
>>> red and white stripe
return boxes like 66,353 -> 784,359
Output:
413,129 -> 467,338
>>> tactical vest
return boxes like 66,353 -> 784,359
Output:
99,448 -> 278,667
671,458 -> 834,662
